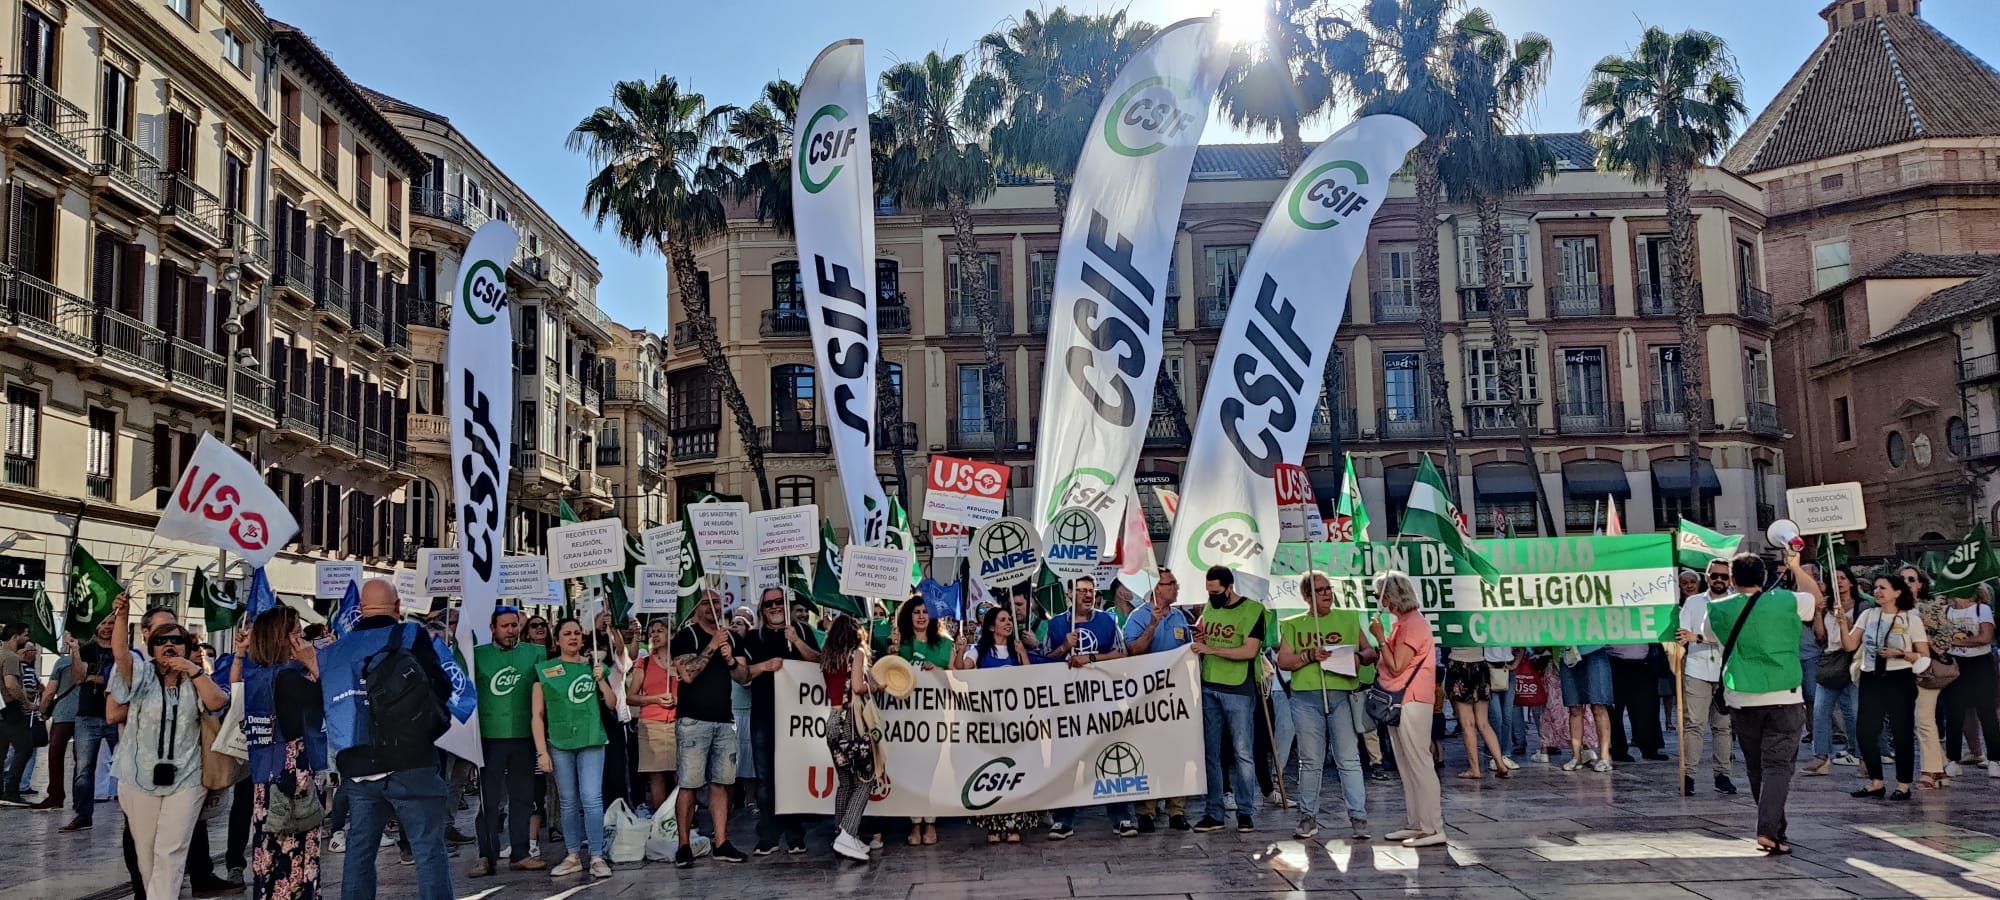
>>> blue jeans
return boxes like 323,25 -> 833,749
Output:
1269,682 -> 1296,778
1202,687 -> 1259,821
1290,690 -> 1365,824
1487,672 -> 1524,755
342,767 -> 453,900
1051,800 -> 1134,831
550,746 -> 607,858
71,716 -> 110,822
1814,679 -> 1860,759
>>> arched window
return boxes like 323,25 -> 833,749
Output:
776,475 -> 815,509
407,478 -> 441,547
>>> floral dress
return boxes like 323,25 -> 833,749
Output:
252,738 -> 321,900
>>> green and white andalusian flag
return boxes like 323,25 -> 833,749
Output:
1333,452 -> 1370,542
195,569 -> 241,632
1396,455 -> 1499,581
1675,519 -> 1741,570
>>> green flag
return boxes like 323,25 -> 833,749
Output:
886,495 -> 921,586
195,569 -> 241,632
1818,533 -> 1849,574
557,497 -> 580,524
28,588 -> 60,652
1933,523 -> 2000,597
1335,452 -> 1370,542
1675,519 -> 1742,571
809,521 -> 864,617
1395,455 -> 1500,582
65,545 -> 120,641
1033,562 -> 1065,620
676,519 -> 707,623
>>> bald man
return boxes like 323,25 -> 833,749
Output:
318,579 -> 474,900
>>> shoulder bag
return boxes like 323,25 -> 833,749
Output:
1712,592 -> 1763,715
1365,633 -> 1424,728
1916,610 -> 1960,689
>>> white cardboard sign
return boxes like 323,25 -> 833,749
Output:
690,502 -> 750,554
754,505 -> 819,560
498,556 -> 548,598
547,519 -> 629,579
315,561 -> 363,600
840,544 -> 916,599
642,522 -> 684,568
635,565 -> 677,614
707,550 -> 751,576
1786,482 -> 1867,535
418,548 -> 462,596
392,569 -> 424,615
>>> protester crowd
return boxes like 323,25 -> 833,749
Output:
2,538 -> 1992,897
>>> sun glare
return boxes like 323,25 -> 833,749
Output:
1214,0 -> 1269,47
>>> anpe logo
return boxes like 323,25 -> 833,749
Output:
800,103 -> 857,194
1103,76 -> 1201,157
1188,512 -> 1263,568
973,518 -> 1040,585
1092,742 -> 1149,798
1286,160 -> 1372,231
961,757 -> 1026,810
461,259 -> 508,325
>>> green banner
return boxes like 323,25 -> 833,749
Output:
1268,535 -> 1678,647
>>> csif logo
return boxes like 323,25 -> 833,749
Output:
487,665 -> 522,697
961,757 -> 1026,810
460,259 -> 508,325
1047,468 -> 1120,522
800,104 -> 858,194
566,670 -> 594,705
1187,512 -> 1263,569
1285,160 -> 1372,231
1103,76 -> 1201,158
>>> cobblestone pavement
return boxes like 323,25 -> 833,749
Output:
13,744 -> 2000,899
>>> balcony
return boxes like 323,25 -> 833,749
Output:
947,417 -> 1015,453
1377,407 -> 1444,440
946,302 -> 1010,335
354,295 -> 385,347
408,300 -> 446,330
1463,402 -> 1536,436
877,420 -> 917,451
95,308 -> 169,377
1309,406 -> 1358,444
597,444 -> 623,467
1144,414 -> 1189,449
280,118 -> 300,159
1197,295 -> 1229,328
1747,401 -> 1784,438
407,412 -> 448,454
324,410 -> 359,455
878,304 -> 910,334
1,273 -> 93,351
1459,286 -> 1529,319
760,308 -> 810,338
671,320 -> 700,350
316,280 -> 351,327
1371,289 -> 1421,323
409,187 -> 488,233
362,427 -> 393,467
639,449 -> 669,477
583,379 -> 601,411
85,129 -> 160,208
275,393 -> 322,438
1164,298 -> 1180,330
1962,353 -> 2000,384
585,471 -> 613,502
0,75 -> 88,167
1643,398 -> 1718,434
1637,283 -> 1676,317
166,338 -> 227,399
1740,285 -> 1774,324
605,378 -> 672,420
159,173 -> 224,246
222,212 -> 271,277
1029,297 -> 1051,333
671,428 -> 720,461
277,254 -> 313,304
1550,284 -> 1610,318
759,425 -> 829,454
1963,430 -> 2000,463
513,252 -> 550,284
1555,401 -> 1625,435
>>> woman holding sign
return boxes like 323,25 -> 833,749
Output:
956,605 -> 1036,843
532,618 -> 620,879
821,614 -> 880,861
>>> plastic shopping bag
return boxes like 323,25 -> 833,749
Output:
644,788 -> 711,860
604,798 -> 648,864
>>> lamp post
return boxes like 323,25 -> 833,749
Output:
218,265 -> 261,583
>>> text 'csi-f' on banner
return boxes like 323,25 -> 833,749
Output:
774,646 -> 1204,818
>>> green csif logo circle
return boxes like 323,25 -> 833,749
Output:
1102,77 -> 1201,158
461,259 -> 507,325
800,103 -> 854,194
1286,160 -> 1371,231
1187,511 -> 1262,569
1046,467 -> 1118,522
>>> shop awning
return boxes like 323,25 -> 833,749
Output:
1562,459 -> 1632,501
1473,461 -> 1542,503
1651,457 -> 1722,497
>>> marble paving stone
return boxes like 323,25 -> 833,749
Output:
1678,878 -> 1863,900
1509,883 -> 1709,900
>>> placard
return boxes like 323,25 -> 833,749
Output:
315,561 -> 363,600
642,522 -> 684,567
931,521 -> 971,558
752,559 -> 784,601
635,565 -> 677,614
708,549 -> 751,576
1786,482 -> 1867,535
753,505 -> 819,560
418,548 -> 462,596
1275,462 -> 1313,543
840,544 -> 917,599
544,579 -> 566,608
1041,505 -> 1105,581
971,517 -> 1042,589
392,569 -> 424,615
547,518 -> 628,579
923,455 -> 1010,527
689,502 -> 750,554
498,556 -> 547,598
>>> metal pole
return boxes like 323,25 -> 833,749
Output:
218,315 -> 242,581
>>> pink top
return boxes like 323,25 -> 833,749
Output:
635,657 -> 676,723
1382,610 -> 1437,706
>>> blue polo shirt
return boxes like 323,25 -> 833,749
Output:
1122,604 -> 1192,654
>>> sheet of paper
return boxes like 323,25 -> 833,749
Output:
1320,644 -> 1358,677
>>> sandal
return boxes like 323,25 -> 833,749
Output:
923,825 -> 938,845
1496,766 -> 1511,780
1006,831 -> 1022,844
987,832 -> 1001,845
1456,770 -> 1482,780
1917,773 -> 1947,789
908,832 -> 924,846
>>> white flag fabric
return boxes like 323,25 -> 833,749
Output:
157,433 -> 299,568
1030,18 -> 1230,542
1167,117 -> 1424,596
793,39 -> 889,545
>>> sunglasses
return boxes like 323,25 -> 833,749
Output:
761,601 -> 785,609
526,621 -> 548,629
150,635 -> 187,648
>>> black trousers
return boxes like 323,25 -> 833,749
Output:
598,706 -> 633,808
1858,669 -> 1918,785
477,737 -> 537,864
0,711 -> 30,800
226,779 -> 252,871
1609,657 -> 1663,755
1734,702 -> 1805,844
1945,654 -> 2000,762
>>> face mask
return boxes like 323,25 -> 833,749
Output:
1208,590 -> 1227,605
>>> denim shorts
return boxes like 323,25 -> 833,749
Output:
675,718 -> 738,786
1559,648 -> 1615,707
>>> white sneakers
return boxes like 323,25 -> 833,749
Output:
833,831 -> 871,861
1530,751 -> 1551,764
328,831 -> 347,853
549,854 -> 584,877
1947,761 -> 1964,777
1987,761 -> 2000,779
1384,828 -> 1426,841
1831,752 -> 1860,766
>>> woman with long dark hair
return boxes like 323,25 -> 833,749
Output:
1841,574 -> 1930,800
1911,568 -> 1955,787
955,606 -> 1035,842
235,607 -> 325,900
820,614 -> 878,861
1941,585 -> 2000,777
888,598 -> 952,845
1805,567 -> 1867,774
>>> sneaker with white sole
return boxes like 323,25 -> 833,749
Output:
550,854 -> 584,877
588,857 -> 611,879
833,831 -> 870,861
1403,832 -> 1448,848
1581,748 -> 1600,763
1384,828 -> 1426,841
1986,761 -> 2000,779
328,831 -> 347,853
1832,752 -> 1860,766
1498,757 -> 1520,772
1591,759 -> 1613,773
1561,759 -> 1584,772
1531,751 -> 1551,764
1947,761 -> 1965,777
1294,816 -> 1320,839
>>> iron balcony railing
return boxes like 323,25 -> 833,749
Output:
2,273 -> 92,349
86,129 -> 161,203
946,302 -> 1010,335
159,173 -> 223,243
276,393 -> 321,434
947,417 -> 1014,453
409,187 -> 488,230
1164,298 -> 1180,330
280,118 -> 301,158
324,410 -> 359,453
1643,398 -> 1718,434
1029,297 -> 1052,333
408,300 -> 446,329
1197,294 -> 1229,328
278,253 -> 313,299
671,320 -> 700,349
1371,289 -> 1421,323
1961,353 -> 2000,383
1550,283 -> 1611,318
760,308 -> 810,338
316,280 -> 351,326
1637,283 -> 1676,317
1144,414 -> 1189,448
167,338 -> 227,398
1740,285 -> 1775,324
0,75 -> 88,160
1309,407 -> 1358,444
759,425 -> 830,454
235,369 -> 274,419
878,304 -> 910,334
354,295 -> 385,345
877,420 -> 917,451
362,427 -> 392,465
1747,401 -> 1784,438
1459,286 -> 1530,318
96,307 -> 169,376
1377,407 -> 1445,440
597,445 -> 622,467
1963,430 -> 2000,462
1555,400 -> 1625,435
223,212 -> 270,272
1463,402 -> 1536,436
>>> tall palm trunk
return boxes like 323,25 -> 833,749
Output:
1664,161 -> 1707,523
1052,177 -> 1072,218
1412,139 -> 1460,490
947,192 -> 1010,464
1479,193 -> 1557,536
1277,117 -> 1305,175
666,237 -> 773,508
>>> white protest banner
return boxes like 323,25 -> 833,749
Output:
1275,462 -> 1312,542
776,645 -> 1203,816
690,502 -> 750,555
547,518 -> 628,579
972,517 -> 1042,589
498,556 -> 547,598
392,569 -> 425,616
931,521 -> 971,558
447,220 -> 518,655
1167,117 -> 1424,595
1043,506 -> 1105,581
544,579 -> 565,608
754,505 -> 819,560
923,455 -> 1010,528
642,522 -> 684,569
1032,18 -> 1231,546
157,433 -> 300,568
635,565 -> 677,614
419,548 -> 463,596
1786,482 -> 1867,535
314,562 -> 361,600
840,544 -> 915,599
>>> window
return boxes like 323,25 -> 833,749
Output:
320,115 -> 339,186
1834,396 -> 1853,444
1204,245 -> 1250,299
1651,346 -> 1686,412
1825,295 -> 1850,354
20,7 -> 55,87
946,253 -> 1000,312
1735,240 -> 1760,292
169,0 -> 193,20
279,81 -> 301,157
880,362 -> 904,421
1813,241 -> 1852,291
101,64 -> 135,137
770,365 -> 816,433
1949,417 -> 1970,457
541,387 -> 559,452
387,176 -> 404,237
1553,237 -> 1600,289
771,261 -> 803,312
957,365 -> 989,428
1636,234 -> 1673,305
1560,348 -> 1608,410
1887,431 -> 1907,468
776,476 -> 815,509
412,364 -> 435,415
4,386 -> 39,487
1463,346 -> 1540,403
1821,173 -> 1845,191
222,29 -> 245,69
87,408 -> 115,500
10,188 -> 55,281
877,259 -> 902,305
1029,251 -> 1056,308
355,148 -> 373,213
1383,352 -> 1423,420
1744,348 -> 1772,404
667,368 -> 720,430
1455,228 -> 1531,285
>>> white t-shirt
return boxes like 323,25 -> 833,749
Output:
1850,608 -> 1929,672
965,643 -> 1015,664
1679,593 -> 1724,683
1945,604 -> 1994,657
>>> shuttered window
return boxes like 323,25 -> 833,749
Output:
86,408 -> 115,500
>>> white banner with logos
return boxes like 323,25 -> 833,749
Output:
1167,117 -> 1423,596
775,645 -> 1202,816
1030,18 -> 1229,544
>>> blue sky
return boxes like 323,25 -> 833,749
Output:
269,0 -> 1997,332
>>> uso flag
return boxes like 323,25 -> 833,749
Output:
156,433 -> 298,568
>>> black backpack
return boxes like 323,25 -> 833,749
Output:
361,623 -> 448,771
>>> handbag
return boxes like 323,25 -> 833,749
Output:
262,776 -> 326,835
1514,663 -> 1548,708
1917,653 -> 1960,690
1815,648 -> 1855,689
199,706 -> 245,791
27,712 -> 47,748
1365,640 -> 1424,728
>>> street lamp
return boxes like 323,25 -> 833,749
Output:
218,265 -> 260,577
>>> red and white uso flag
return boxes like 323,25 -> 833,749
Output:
156,433 -> 298,568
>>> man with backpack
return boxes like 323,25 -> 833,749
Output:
319,579 -> 475,900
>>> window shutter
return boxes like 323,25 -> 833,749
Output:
19,392 -> 37,461
184,276 -> 208,345
273,198 -> 290,281
212,288 -> 231,350
312,225 -> 328,301
5,184 -> 25,269
151,423 -> 171,489
165,111 -> 185,174
157,259 -> 181,336
119,242 -> 145,318
92,232 -> 116,306
290,207 -> 306,258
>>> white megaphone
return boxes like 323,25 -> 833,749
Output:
1767,518 -> 1805,553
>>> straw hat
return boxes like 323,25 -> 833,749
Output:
870,654 -> 917,699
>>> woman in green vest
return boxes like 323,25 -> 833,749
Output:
888,597 -> 953,845
1838,575 -> 1929,800
532,618 -> 619,879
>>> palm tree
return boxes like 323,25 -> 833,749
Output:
1218,0 -> 1343,174
568,77 -> 774,508
730,78 -> 800,234
878,51 -> 1007,462
1583,28 -> 1748,524
1439,18 -> 1560,535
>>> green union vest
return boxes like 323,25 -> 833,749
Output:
474,643 -> 547,740
1707,588 -> 1803,696
1282,610 -> 1364,693
1200,597 -> 1267,688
